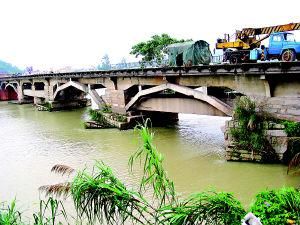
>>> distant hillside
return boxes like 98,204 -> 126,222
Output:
0,60 -> 22,74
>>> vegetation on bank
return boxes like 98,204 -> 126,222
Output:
229,96 -> 278,162
1,121 -> 300,224
250,187 -> 300,225
229,96 -> 300,171
282,121 -> 300,137
88,106 -> 127,125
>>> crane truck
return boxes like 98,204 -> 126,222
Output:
216,23 -> 300,63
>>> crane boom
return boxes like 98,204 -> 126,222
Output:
240,23 -> 300,37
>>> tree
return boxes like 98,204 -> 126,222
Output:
97,54 -> 111,70
0,60 -> 22,74
119,57 -> 127,69
25,66 -> 33,74
130,33 -> 190,65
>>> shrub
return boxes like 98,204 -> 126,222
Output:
282,121 -> 300,137
101,104 -> 112,113
250,187 -> 300,225
88,109 -> 105,123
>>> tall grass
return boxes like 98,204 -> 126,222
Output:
0,199 -> 23,225
32,197 -> 68,225
71,161 -> 151,224
129,120 -> 176,206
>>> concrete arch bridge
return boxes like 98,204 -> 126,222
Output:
1,61 -> 300,121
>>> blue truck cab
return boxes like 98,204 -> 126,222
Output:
265,32 -> 300,61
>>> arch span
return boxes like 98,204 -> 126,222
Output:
53,81 -> 88,100
3,83 -> 18,100
125,83 -> 232,116
5,83 -> 18,93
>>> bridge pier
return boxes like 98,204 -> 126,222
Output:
102,89 -> 127,114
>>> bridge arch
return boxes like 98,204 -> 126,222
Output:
4,83 -> 18,100
125,83 -> 233,116
53,81 -> 88,100
5,83 -> 18,94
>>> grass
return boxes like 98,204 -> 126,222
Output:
0,199 -> 23,225
0,198 -> 68,225
32,197 -> 68,225
129,119 -> 176,206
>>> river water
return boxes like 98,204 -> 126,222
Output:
0,102 -> 298,215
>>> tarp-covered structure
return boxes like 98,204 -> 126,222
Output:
166,40 -> 211,66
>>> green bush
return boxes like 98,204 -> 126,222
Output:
101,104 -> 112,113
42,102 -> 53,111
282,121 -> 300,137
230,97 -> 265,152
89,109 -> 105,123
230,97 -> 280,162
251,187 -> 300,225
114,114 -> 127,122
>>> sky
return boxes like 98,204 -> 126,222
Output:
0,0 -> 299,70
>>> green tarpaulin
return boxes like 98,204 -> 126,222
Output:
166,40 -> 211,66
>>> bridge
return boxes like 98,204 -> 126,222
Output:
1,61 -> 300,122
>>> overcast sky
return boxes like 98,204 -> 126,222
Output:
0,0 -> 299,70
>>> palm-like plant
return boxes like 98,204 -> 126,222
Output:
129,120 -> 176,206
71,161 -> 152,225
158,191 -> 245,225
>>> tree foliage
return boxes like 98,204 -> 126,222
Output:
0,60 -> 22,74
98,54 -> 111,70
130,33 -> 189,65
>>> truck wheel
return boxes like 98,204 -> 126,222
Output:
229,55 -> 239,64
281,49 -> 296,62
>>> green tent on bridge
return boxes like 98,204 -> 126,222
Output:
166,40 -> 211,66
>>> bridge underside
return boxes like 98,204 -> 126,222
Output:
136,97 -> 229,116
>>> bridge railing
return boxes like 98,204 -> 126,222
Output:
2,56 -> 226,77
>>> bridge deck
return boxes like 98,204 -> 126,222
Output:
1,61 -> 300,81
